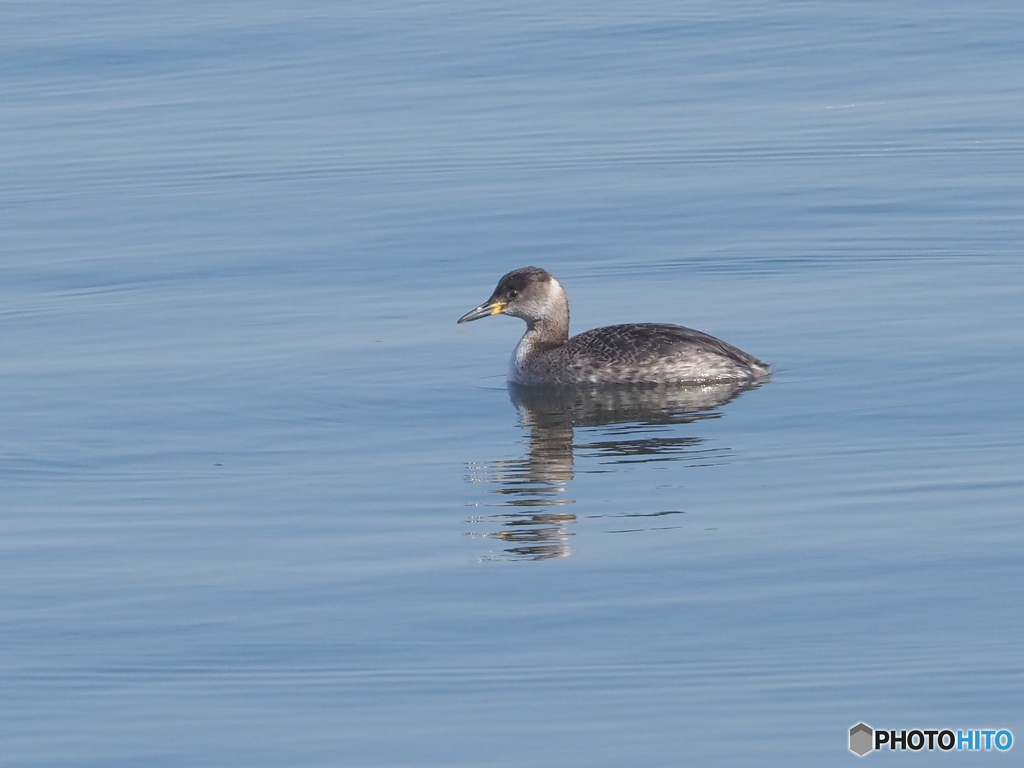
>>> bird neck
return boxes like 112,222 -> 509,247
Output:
524,304 -> 569,349
523,279 -> 570,346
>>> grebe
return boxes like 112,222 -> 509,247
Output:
458,267 -> 769,385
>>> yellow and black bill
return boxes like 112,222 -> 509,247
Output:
457,299 -> 507,324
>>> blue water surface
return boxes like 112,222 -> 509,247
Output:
2,2 -> 1022,766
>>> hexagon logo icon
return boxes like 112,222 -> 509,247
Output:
850,723 -> 874,756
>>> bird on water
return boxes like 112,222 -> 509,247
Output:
457,267 -> 769,386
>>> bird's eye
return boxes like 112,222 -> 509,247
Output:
508,289 -> 519,298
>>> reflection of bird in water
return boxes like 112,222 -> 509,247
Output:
510,382 -> 759,472
468,381 -> 763,562
458,267 -> 769,385
508,380 -> 758,429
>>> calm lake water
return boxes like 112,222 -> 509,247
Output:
3,2 -> 1023,765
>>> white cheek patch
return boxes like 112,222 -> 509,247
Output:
536,278 -> 563,318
